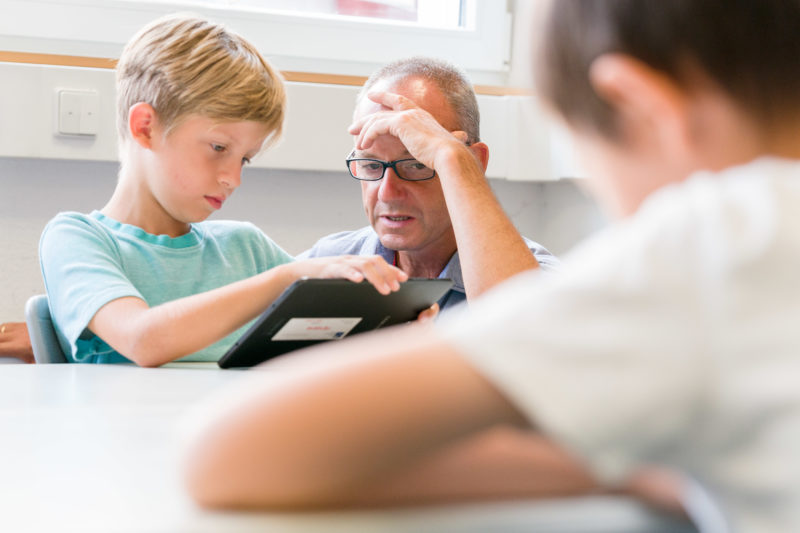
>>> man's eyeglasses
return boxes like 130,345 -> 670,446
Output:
345,152 -> 436,182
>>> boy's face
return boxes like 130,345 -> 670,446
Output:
562,55 -> 767,219
570,130 -> 689,218
146,115 -> 268,224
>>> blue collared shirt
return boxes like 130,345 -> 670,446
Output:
298,226 -> 559,312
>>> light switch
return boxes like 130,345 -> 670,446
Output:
58,90 -> 99,136
79,92 -> 99,135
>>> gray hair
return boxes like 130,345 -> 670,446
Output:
357,56 -> 480,144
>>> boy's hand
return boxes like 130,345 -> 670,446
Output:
293,255 -> 408,295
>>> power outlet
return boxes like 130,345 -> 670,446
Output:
57,90 -> 99,136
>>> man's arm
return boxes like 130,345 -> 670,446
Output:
350,91 -> 540,299
183,324 -> 529,509
434,144 -> 540,298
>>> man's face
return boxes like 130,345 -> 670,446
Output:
354,77 -> 460,254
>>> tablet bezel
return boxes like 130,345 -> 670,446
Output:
217,277 -> 453,368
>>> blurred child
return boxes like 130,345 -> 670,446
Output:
183,1 -> 800,531
39,14 -> 406,366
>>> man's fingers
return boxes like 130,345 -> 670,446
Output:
367,90 -> 417,111
451,130 -> 469,144
416,303 -> 440,323
348,116 -> 366,136
354,115 -> 394,151
348,91 -> 419,137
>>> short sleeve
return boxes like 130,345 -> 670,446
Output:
523,237 -> 561,273
295,243 -> 316,260
437,217 -> 707,485
294,228 -> 382,261
244,222 -> 295,269
39,213 -> 142,359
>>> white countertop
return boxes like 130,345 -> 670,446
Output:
0,364 -> 695,533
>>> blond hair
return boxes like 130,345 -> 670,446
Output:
116,14 -> 284,148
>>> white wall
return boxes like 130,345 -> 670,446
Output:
0,156 -> 604,321
0,62 -> 566,181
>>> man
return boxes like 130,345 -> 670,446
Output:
300,57 -> 557,310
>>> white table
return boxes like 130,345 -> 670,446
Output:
0,364 -> 697,533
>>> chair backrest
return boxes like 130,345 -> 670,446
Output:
25,295 -> 68,364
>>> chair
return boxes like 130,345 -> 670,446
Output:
25,295 -> 68,364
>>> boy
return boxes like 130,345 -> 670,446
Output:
184,1 -> 800,531
39,14 -> 406,366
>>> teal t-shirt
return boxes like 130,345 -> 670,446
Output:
39,211 -> 294,364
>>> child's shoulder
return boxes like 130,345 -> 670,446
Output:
39,211 -> 121,266
42,211 -> 109,240
46,210 -> 99,225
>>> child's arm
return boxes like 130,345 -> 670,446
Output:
88,255 -> 406,367
182,324 -> 528,509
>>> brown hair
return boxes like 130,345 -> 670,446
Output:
536,0 -> 800,138
116,13 -> 285,147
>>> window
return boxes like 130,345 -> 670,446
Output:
0,0 -> 511,83
134,0 -> 466,29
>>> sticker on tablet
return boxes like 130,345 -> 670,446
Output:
271,317 -> 362,341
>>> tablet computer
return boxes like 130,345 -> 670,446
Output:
217,278 -> 453,368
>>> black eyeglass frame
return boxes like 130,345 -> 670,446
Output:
345,152 -> 436,182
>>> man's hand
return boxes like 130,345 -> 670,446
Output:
417,303 -> 439,323
348,91 -> 470,171
0,322 -> 34,364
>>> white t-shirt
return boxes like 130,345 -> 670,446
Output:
439,157 -> 800,533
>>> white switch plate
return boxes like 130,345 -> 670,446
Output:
58,89 -> 99,136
